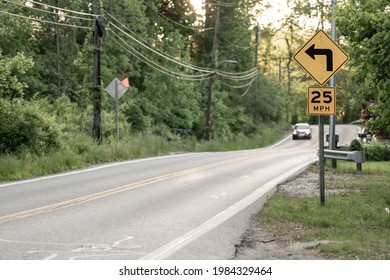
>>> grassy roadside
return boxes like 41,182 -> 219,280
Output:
0,125 -> 289,182
258,161 -> 390,259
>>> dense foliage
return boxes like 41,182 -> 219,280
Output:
336,0 -> 390,137
0,0 -> 288,155
0,0 -> 388,157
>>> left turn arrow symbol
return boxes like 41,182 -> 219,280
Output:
305,44 -> 333,71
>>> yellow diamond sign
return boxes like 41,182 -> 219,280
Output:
294,30 -> 349,85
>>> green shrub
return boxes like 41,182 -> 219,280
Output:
0,99 -> 60,155
349,139 -> 364,151
365,142 -> 390,161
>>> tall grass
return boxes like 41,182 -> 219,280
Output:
195,124 -> 289,152
0,126 -> 289,182
0,133 -> 177,182
258,161 -> 390,259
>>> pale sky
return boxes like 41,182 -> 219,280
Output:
190,0 -> 292,28
190,0 -> 203,12
257,0 -> 292,28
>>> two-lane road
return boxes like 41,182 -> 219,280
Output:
0,125 -> 360,259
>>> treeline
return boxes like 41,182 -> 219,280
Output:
1,0 -> 388,159
0,0 -> 287,156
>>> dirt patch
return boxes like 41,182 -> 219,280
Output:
232,219 -> 328,260
232,169 -> 362,260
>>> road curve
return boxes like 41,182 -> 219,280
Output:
0,125 -> 360,259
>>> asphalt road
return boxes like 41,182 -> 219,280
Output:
0,125 -> 360,260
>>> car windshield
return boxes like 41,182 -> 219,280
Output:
296,124 -> 310,129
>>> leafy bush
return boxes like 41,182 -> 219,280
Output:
125,104 -> 148,133
349,139 -> 364,151
0,99 -> 60,155
364,142 -> 390,161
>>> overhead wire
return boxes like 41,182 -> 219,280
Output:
107,19 -> 214,74
2,0 -> 94,21
142,0 -> 213,32
217,68 -> 258,80
219,76 -> 257,89
0,9 -> 93,30
1,1 -> 258,85
109,22 -> 259,83
107,21 -> 258,83
219,33 -> 258,50
108,31 -> 213,81
27,0 -> 96,17
106,12 -> 258,82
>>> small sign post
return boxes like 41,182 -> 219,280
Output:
105,78 -> 129,140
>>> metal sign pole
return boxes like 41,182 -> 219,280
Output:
105,78 -> 129,141
319,116 -> 325,205
115,80 -> 119,141
329,0 -> 337,168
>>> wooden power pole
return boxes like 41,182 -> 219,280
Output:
205,2 -> 220,141
92,0 -> 103,143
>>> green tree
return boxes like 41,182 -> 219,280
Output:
0,52 -> 34,99
0,1 -> 92,98
336,0 -> 390,137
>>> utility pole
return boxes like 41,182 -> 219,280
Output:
205,2 -> 220,141
55,0 -> 61,97
254,23 -> 260,68
92,0 -> 103,144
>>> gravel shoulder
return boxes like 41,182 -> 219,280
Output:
232,169 -> 360,260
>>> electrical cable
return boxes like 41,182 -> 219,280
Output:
108,20 -> 214,74
219,33 -> 258,50
103,5 -> 258,82
27,0 -> 96,17
105,12 -> 213,73
240,77 -> 257,96
142,0 -> 213,32
219,75 -> 258,90
3,0 -> 94,21
1,1 -> 257,84
217,68 -> 258,80
108,21 -> 258,82
109,25 -> 259,83
108,30 -> 213,81
0,9 -> 93,30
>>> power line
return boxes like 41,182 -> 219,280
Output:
3,0 -> 93,21
107,30 -> 213,81
27,0 -> 96,17
217,70 -> 258,81
107,20 -> 214,74
1,1 -> 257,83
0,9 -> 93,30
142,0 -> 213,32
219,33 -> 258,50
219,76 -> 257,89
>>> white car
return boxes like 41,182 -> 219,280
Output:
292,123 -> 312,140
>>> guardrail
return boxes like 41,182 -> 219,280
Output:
323,149 -> 365,171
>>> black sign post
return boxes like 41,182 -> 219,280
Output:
318,116 -> 325,206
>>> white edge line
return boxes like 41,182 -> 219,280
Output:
268,133 -> 291,148
139,157 -> 317,260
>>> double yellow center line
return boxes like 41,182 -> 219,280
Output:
0,154 -> 255,224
